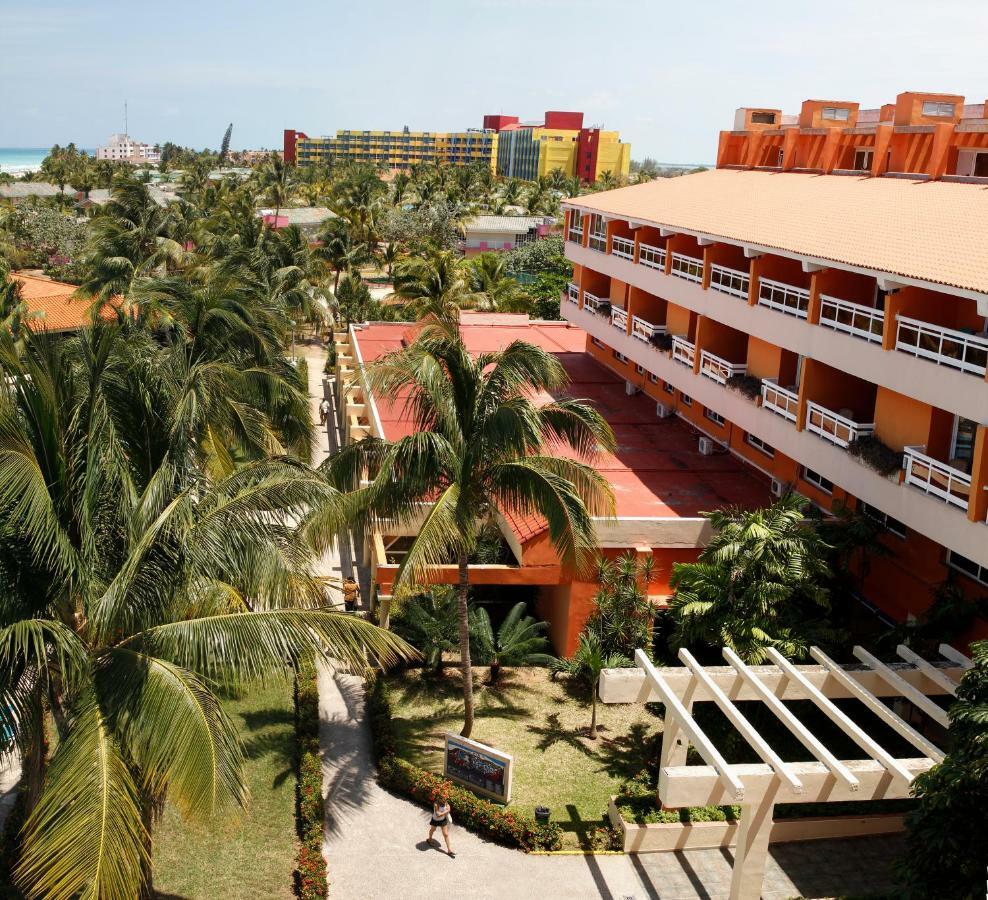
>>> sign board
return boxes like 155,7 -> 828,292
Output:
443,733 -> 512,803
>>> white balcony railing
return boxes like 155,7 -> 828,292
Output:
903,445 -> 972,510
567,226 -> 583,243
583,291 -> 605,312
632,315 -> 666,343
699,349 -> 747,385
611,306 -> 628,331
761,381 -> 799,422
611,236 -> 635,260
709,264 -> 750,300
638,243 -> 667,271
670,253 -> 704,283
895,315 -> 988,377
588,231 -> 607,253
819,295 -> 885,344
805,400 -> 875,448
671,336 -> 696,368
758,278 -> 810,319
566,282 -> 580,304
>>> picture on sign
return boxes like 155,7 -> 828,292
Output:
443,733 -> 512,803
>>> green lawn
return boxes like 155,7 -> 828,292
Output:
152,682 -> 297,899
387,666 -> 662,847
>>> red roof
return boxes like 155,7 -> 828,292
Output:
352,315 -> 766,542
11,272 -> 112,332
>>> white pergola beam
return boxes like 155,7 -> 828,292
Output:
853,646 -> 950,728
809,648 -> 944,762
938,643 -> 973,669
896,644 -> 959,696
598,663 -> 964,705
765,648 -> 914,789
678,649 -> 803,795
635,650 -> 746,801
723,648 -> 860,792
659,757 -> 934,807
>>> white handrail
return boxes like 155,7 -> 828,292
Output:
587,230 -> 607,252
566,282 -> 580,304
819,295 -> 884,344
758,277 -> 810,318
567,226 -> 583,243
611,306 -> 628,330
611,236 -> 634,260
699,349 -> 747,385
671,335 -> 696,367
760,381 -> 799,422
895,315 -> 988,376
670,252 -> 704,284
583,291 -> 604,311
709,264 -> 750,300
632,315 -> 666,342
903,445 -> 972,510
638,243 -> 666,271
805,400 -> 875,448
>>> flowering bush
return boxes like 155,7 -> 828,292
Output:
366,675 -> 562,852
294,661 -> 327,900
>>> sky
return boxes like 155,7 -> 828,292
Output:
2,0 -> 988,164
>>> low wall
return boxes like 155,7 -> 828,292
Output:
608,798 -> 906,853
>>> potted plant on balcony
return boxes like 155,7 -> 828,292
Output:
846,434 -> 902,478
593,300 -> 612,318
726,373 -> 763,401
649,332 -> 673,353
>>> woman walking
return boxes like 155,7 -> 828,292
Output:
427,787 -> 455,857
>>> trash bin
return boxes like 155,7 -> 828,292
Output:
534,805 -> 551,824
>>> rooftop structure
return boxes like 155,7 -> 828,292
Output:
561,90 -> 988,644
0,182 -> 69,203
96,133 -> 160,165
460,214 -> 552,256
256,206 -> 336,232
334,314 -> 767,653
9,272 -> 112,332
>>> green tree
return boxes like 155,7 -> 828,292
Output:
335,271 -> 372,326
219,123 -> 233,164
467,252 -> 526,312
315,325 -> 615,736
669,493 -> 833,662
588,553 -> 656,658
900,640 -> 988,899
469,601 -> 553,684
392,587 -> 460,673
551,632 -> 628,739
391,249 -> 478,321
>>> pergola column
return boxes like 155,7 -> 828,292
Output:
730,786 -> 778,900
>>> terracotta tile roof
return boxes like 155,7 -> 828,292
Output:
565,169 -> 988,295
10,272 -> 110,332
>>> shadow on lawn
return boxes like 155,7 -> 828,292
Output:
239,705 -> 296,791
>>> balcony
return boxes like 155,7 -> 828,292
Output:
805,401 -> 875,448
903,445 -> 972,511
761,381 -> 799,422
895,315 -> 988,377
566,225 -> 583,243
699,349 -> 747,385
611,236 -> 634,261
566,283 -> 580,304
758,278 -> 810,319
588,231 -> 607,253
611,306 -> 628,331
819,295 -> 885,344
638,243 -> 666,271
671,336 -> 696,368
670,253 -> 704,284
632,315 -> 666,343
709,264 -> 750,300
583,291 -> 606,313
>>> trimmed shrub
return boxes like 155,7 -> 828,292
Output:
846,434 -> 902,477
294,661 -> 327,900
649,332 -> 673,352
726,373 -> 763,401
592,300 -> 612,318
366,675 -> 562,852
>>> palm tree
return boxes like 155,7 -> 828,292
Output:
470,601 -> 553,684
377,240 -> 404,280
0,326 -> 413,899
316,219 -> 369,293
390,250 -> 477,321
262,153 -> 293,227
315,326 -> 615,736
392,587 -> 460,673
335,271 -> 372,326
467,252 -> 526,313
668,493 -> 833,662
551,632 -> 628,739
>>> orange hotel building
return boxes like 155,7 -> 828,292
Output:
561,90 -> 988,644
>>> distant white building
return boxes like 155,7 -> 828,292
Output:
96,134 -> 160,164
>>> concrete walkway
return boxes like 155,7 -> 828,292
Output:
0,753 -> 21,834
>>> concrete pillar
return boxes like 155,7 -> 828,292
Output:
729,788 -> 778,900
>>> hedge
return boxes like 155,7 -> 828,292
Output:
365,675 -> 562,852
294,661 -> 328,900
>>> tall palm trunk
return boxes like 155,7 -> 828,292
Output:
589,691 -> 598,740
457,553 -> 474,738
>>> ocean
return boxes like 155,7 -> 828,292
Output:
0,148 -> 95,176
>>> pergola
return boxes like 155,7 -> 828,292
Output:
599,643 -> 972,900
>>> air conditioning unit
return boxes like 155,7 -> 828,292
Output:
698,437 -> 715,456
656,402 -> 672,419
625,380 -> 641,396
770,478 -> 785,498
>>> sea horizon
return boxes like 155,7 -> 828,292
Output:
0,147 -> 96,175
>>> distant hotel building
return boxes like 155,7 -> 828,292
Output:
284,111 -> 630,181
561,90 -> 988,640
96,134 -> 160,164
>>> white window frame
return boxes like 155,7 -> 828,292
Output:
663,382 -> 675,395
704,408 -> 726,426
859,502 -> 907,540
821,107 -> 850,121
922,100 -> 955,117
801,466 -> 833,495
680,392 -> 693,407
613,350 -> 629,364
591,337 -> 606,350
946,550 -> 988,587
648,372 -> 659,384
635,364 -> 646,376
745,433 -> 775,458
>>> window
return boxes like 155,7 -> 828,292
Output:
705,408 -> 725,426
751,111 -> 777,125
946,550 -> 988,586
745,433 -> 775,458
663,382 -> 675,395
922,100 -> 955,118
680,392 -> 693,407
648,373 -> 659,384
821,107 -> 850,121
613,350 -> 629,363
635,364 -> 645,375
591,337 -> 606,350
801,467 -> 833,494
859,502 -> 907,539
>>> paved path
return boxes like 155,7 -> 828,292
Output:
0,753 -> 21,833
